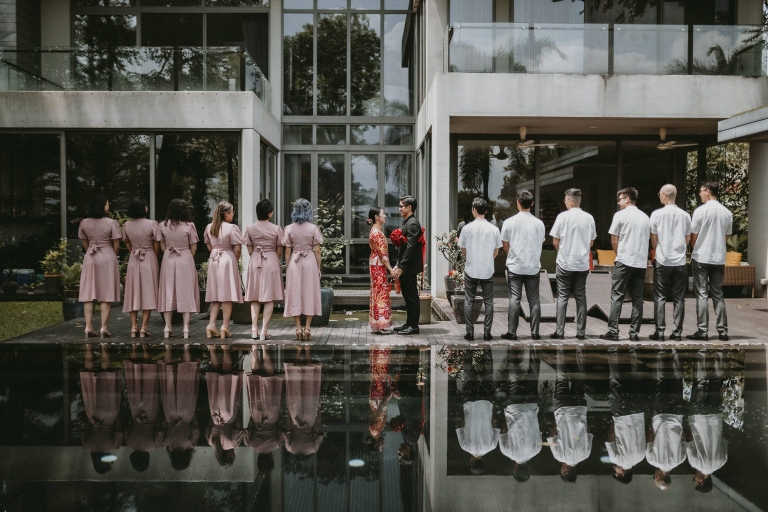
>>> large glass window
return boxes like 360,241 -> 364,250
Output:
317,14 -> 348,116
351,14 -> 382,116
383,14 -> 411,116
283,13 -> 314,116
351,154 -> 379,239
384,153 -> 411,234
284,154 -> 312,222
318,154 -> 345,236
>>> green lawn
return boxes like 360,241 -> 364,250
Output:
0,302 -> 63,342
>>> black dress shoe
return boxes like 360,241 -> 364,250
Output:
483,333 -> 493,341
599,333 -> 619,341
531,334 -> 541,341
464,333 -> 474,341
397,326 -> 420,335
576,335 -> 586,340
393,325 -> 405,332
629,335 -> 640,342
670,334 -> 682,341
686,332 -> 708,341
648,332 -> 665,341
719,334 -> 730,341
549,333 -> 564,340
501,332 -> 517,341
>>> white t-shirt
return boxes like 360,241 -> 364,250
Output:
650,205 -> 692,267
605,413 -> 645,470
646,414 -> 688,472
691,200 -> 733,265
456,400 -> 500,457
458,218 -> 502,280
687,414 -> 728,474
548,406 -> 593,466
500,212 -> 545,276
608,205 -> 651,269
499,403 -> 541,464
549,208 -> 596,272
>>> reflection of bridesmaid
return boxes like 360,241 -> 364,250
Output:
283,349 -> 323,455
124,344 -> 163,472
246,345 -> 284,454
368,347 -> 396,451
80,344 -> 123,474
206,345 -> 246,468
159,343 -> 200,471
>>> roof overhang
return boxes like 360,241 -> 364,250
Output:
718,106 -> 768,143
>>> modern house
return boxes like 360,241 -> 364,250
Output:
1,0 -> 766,297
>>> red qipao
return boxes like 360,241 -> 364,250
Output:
368,226 -> 392,331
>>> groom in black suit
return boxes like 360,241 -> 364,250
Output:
392,195 -> 424,335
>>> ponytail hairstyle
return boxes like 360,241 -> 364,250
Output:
367,206 -> 383,227
210,201 -> 234,238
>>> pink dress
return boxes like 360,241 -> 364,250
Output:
156,221 -> 200,313
159,361 -> 201,451
283,363 -> 323,455
78,217 -> 121,303
283,222 -> 323,317
122,218 -> 160,313
80,369 -> 124,452
124,361 -> 163,452
246,374 -> 284,453
244,221 -> 285,303
206,371 -> 247,449
204,223 -> 244,303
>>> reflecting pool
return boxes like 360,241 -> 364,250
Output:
0,343 -> 766,511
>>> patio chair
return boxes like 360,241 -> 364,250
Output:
519,270 -> 575,322
586,270 -> 655,323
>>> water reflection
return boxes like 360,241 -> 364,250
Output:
0,343 -> 765,511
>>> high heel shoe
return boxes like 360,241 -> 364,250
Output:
84,329 -> 98,338
303,327 -> 312,341
139,328 -> 151,338
206,326 -> 220,339
163,326 -> 174,339
260,329 -> 268,342
183,325 -> 190,339
251,327 -> 259,340
220,327 -> 232,339
295,328 -> 304,341
130,328 -> 138,338
99,329 -> 111,339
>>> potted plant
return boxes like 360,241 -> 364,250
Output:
1,268 -> 18,297
435,230 -> 465,297
726,233 -> 748,265
311,200 -> 348,327
62,261 -> 84,320
40,239 -> 68,296
197,261 -> 210,314
418,265 -> 432,325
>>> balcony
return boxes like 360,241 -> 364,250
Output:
0,46 -> 271,107
446,23 -> 765,76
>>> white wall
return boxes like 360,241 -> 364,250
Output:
749,142 -> 768,298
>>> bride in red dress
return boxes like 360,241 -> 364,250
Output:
367,207 -> 393,333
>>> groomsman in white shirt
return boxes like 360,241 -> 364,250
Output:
687,181 -> 733,341
600,187 -> 650,341
649,184 -> 691,341
549,189 -> 596,340
500,190 -> 545,340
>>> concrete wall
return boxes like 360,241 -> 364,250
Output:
749,143 -> 768,298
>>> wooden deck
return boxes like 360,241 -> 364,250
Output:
5,297 -> 768,347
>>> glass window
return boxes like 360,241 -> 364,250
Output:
73,15 -> 138,90
349,243 -> 374,274
140,0 -> 201,6
318,0 -> 347,9
66,134 -> 150,238
284,0 -> 313,8
317,154 -> 345,236
383,125 -> 413,145
352,0 -> 381,9
351,125 -> 380,144
663,0 -> 735,25
284,125 -> 314,145
140,14 -> 204,46
514,0 -> 585,23
384,0 -> 409,10
317,125 -> 347,145
73,0 -> 134,5
0,134 -> 61,275
284,154 -> 312,222
206,0 -> 268,5
284,13 -> 314,116
154,133 -> 239,253
317,14 -> 348,116
351,14 -> 381,116
351,154 -> 378,238
450,0 -> 493,23
589,0 -> 657,23
384,153 -> 410,234
383,15 -> 411,116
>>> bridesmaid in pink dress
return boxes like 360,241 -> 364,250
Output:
122,197 -> 160,338
78,196 -> 121,338
159,343 -> 200,471
244,199 -> 284,341
246,344 -> 284,454
156,199 -> 199,339
206,344 -> 246,468
124,344 -> 163,472
283,355 -> 323,456
283,198 -> 324,341
204,201 -> 244,339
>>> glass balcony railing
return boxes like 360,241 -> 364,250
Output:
446,23 -> 766,76
0,46 -> 271,106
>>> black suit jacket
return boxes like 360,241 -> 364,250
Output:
397,215 -> 424,275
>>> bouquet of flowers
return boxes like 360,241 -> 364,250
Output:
390,229 -> 406,293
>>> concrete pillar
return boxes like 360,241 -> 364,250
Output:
269,0 -> 283,120
241,129 -> 262,281
748,142 -> 768,298
40,0 -> 70,86
736,0 -> 763,24
425,0 -> 448,92
424,346 -> 448,511
430,82 -> 451,298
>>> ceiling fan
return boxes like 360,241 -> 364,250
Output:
516,126 -> 554,148
656,127 -> 698,151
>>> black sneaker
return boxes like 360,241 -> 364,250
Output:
549,333 -> 564,340
464,333 -> 474,341
629,335 -> 640,342
501,332 -> 517,341
483,333 -> 493,341
599,333 -> 619,341
670,334 -> 682,341
719,334 -> 730,341
686,332 -> 708,341
531,334 -> 541,341
648,332 -> 665,341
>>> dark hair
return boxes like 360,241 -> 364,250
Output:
367,206 -> 384,226
471,197 -> 488,216
90,452 -> 113,474
513,462 -> 530,483
517,190 -> 534,210
695,475 -> 713,493
564,188 -> 582,205
130,450 -> 150,472
398,442 -> 415,466
469,457 -> 485,476
400,195 -> 417,213
257,452 -> 275,473
88,196 -> 108,219
256,199 -> 274,221
700,181 -> 719,198
164,199 -> 192,226
127,197 -> 148,219
168,447 -> 194,471
618,187 -> 638,204
561,466 -> 578,483
613,467 -> 633,484
212,434 -> 236,468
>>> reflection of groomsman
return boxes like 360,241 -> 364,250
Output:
649,185 -> 691,341
455,350 -> 498,476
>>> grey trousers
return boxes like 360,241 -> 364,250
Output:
653,262 -> 686,336
555,266 -> 588,337
464,273 -> 494,336
607,262 -> 646,337
691,259 -> 728,335
507,270 -> 540,336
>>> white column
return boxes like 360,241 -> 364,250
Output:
426,346 -> 449,510
748,142 -> 768,298
425,0 -> 449,89
431,82 -> 451,298
241,129 -> 261,281
269,0 -> 283,119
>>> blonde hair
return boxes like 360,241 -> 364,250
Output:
210,201 -> 233,238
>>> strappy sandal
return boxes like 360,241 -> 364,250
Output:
139,328 -> 151,338
303,327 -> 312,341
84,329 -> 99,338
163,326 -> 175,339
251,327 -> 259,340
130,328 -> 138,338
260,329 -> 271,341
99,329 -> 111,339
295,328 -> 304,341
206,326 -> 220,339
